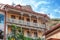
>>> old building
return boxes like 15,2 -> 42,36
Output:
0,3 -> 49,40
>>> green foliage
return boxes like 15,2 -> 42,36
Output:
37,38 -> 41,40
23,37 -> 41,40
11,24 -> 17,30
24,37 -> 33,40
17,27 -> 21,32
8,36 -> 11,40
52,19 -> 60,21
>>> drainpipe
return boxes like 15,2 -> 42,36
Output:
4,8 -> 7,40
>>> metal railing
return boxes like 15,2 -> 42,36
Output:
7,18 -> 45,28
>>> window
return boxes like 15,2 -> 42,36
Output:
11,15 -> 15,19
19,16 -> 24,20
19,16 -> 21,20
33,20 -> 37,23
34,32 -> 38,37
26,18 -> 30,22
21,17 -> 24,20
27,31 -> 31,37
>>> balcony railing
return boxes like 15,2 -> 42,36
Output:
7,33 -> 41,40
7,18 -> 45,28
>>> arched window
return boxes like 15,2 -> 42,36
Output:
33,20 -> 37,23
11,15 -> 15,19
34,32 -> 38,37
27,31 -> 31,37
26,18 -> 30,22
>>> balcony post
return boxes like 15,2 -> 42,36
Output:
29,14 -> 32,26
29,14 -> 32,37
20,12 -> 23,34
28,14 -> 31,36
36,16 -> 39,27
21,12 -> 23,20
29,29 -> 31,37
37,30 -> 38,38
21,24 -> 23,34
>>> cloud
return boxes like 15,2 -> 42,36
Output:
0,0 -> 60,18
54,8 -> 60,13
0,0 -> 12,4
34,1 -> 50,8
49,14 -> 56,18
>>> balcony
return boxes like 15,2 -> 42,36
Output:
7,18 -> 45,28
7,33 -> 42,40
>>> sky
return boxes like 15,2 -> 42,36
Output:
0,14 -> 4,31
0,0 -> 60,18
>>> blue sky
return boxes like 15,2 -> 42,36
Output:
0,0 -> 60,18
0,14 -> 4,31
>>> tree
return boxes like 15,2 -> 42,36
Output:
8,24 -> 24,40
8,24 -> 17,40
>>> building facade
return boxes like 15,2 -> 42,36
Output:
0,4 -> 49,40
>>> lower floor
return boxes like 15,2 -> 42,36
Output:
7,24 -> 43,39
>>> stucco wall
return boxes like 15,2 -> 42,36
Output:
47,31 -> 60,39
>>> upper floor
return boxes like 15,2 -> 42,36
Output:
0,3 -> 50,29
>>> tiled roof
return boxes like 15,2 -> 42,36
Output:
5,4 -> 49,19
0,4 -> 50,20
45,24 -> 60,35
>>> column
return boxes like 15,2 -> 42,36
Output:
28,14 -> 32,37
21,26 -> 23,34
21,12 -> 23,20
20,12 -> 23,34
29,14 -> 32,26
36,16 -> 39,27
6,24 -> 8,40
37,30 -> 38,38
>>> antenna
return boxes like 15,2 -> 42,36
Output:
48,13 -> 50,16
12,2 -> 15,6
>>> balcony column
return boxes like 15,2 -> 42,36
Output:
20,12 -> 23,34
28,14 -> 32,37
36,16 -> 39,27
37,30 -> 38,38
21,12 -> 23,20
29,14 -> 32,25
